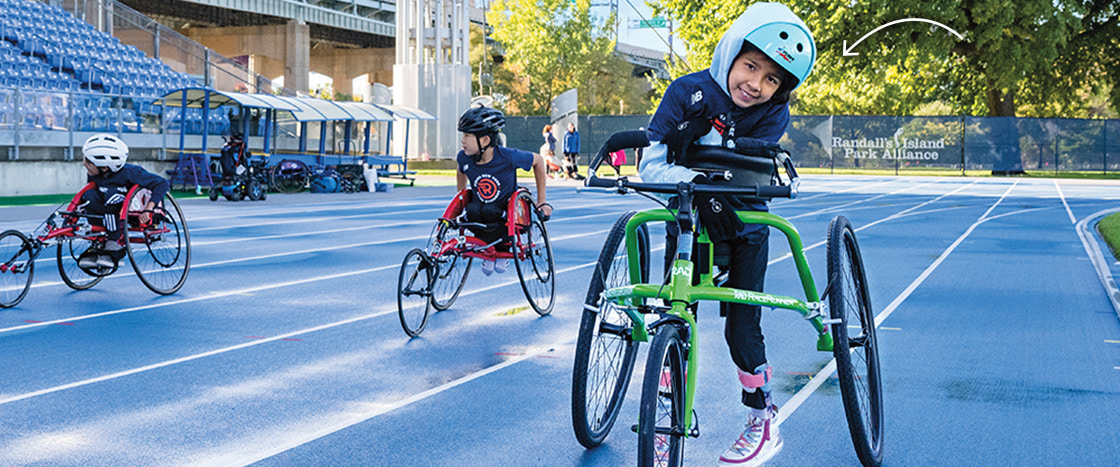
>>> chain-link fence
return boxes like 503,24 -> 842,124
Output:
506,114 -> 1119,174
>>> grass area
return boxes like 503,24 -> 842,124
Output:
1098,212 -> 1120,261
0,189 -> 211,207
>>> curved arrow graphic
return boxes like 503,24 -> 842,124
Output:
843,18 -> 964,56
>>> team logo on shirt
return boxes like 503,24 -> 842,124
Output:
475,174 -> 501,202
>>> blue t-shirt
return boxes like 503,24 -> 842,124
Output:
457,146 -> 535,204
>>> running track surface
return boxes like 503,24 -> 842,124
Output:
0,175 -> 1118,466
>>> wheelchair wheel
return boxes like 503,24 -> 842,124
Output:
124,191 -> 191,295
428,222 -> 471,311
270,160 -> 310,194
0,230 -> 35,308
247,179 -> 265,201
57,236 -> 104,290
572,211 -> 648,448
637,324 -> 688,467
511,191 -> 555,315
397,248 -> 434,337
827,216 -> 883,467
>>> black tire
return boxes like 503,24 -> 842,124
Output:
0,230 -> 35,308
125,192 -> 191,295
572,211 -> 648,448
57,236 -> 104,290
247,179 -> 264,201
827,215 -> 883,467
428,222 -> 471,311
637,325 -> 687,467
270,160 -> 310,194
209,186 -> 219,201
511,191 -> 555,315
397,248 -> 433,338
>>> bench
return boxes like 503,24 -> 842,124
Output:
363,154 -> 416,186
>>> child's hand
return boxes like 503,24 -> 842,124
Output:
537,202 -> 553,220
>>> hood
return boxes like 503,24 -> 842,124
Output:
709,2 -> 815,97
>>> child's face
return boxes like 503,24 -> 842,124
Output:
82,158 -> 100,177
726,50 -> 784,108
460,132 -> 488,157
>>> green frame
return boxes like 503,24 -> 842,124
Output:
601,208 -> 835,433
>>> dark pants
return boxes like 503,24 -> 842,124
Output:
465,194 -> 509,246
666,221 -> 770,409
80,188 -> 124,241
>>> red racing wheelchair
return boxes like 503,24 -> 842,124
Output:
396,187 -> 555,337
0,183 -> 191,308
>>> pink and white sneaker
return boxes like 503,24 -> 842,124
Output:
717,407 -> 782,466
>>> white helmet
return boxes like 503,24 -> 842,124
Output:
82,134 -> 129,172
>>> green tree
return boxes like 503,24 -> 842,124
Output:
484,0 -> 654,115
648,0 -> 1119,117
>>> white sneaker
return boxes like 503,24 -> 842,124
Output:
480,260 -> 495,276
493,258 -> 509,274
718,407 -> 782,466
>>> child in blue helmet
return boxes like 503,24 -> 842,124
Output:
637,3 -> 816,465
455,106 -> 553,275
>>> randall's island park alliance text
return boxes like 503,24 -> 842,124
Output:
833,137 -> 947,160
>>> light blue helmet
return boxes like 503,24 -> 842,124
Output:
711,2 -> 817,91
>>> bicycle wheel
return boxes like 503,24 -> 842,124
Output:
429,222 -> 471,311
827,215 -> 883,467
511,191 -> 555,315
572,211 -> 649,448
125,191 -> 191,295
56,236 -> 104,290
397,248 -> 434,337
638,324 -> 687,467
0,230 -> 35,308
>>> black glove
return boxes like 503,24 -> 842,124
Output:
663,118 -> 712,165
692,175 -> 743,243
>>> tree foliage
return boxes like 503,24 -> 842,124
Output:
481,0 -> 654,115
648,0 -> 1119,117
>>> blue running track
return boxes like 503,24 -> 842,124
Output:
0,176 -> 1118,466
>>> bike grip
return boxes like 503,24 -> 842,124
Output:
756,184 -> 792,198
605,130 -> 650,153
585,176 -> 617,189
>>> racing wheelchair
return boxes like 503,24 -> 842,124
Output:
0,183 -> 192,308
396,187 -> 555,337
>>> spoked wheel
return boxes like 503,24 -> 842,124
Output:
827,215 -> 883,467
397,248 -> 434,337
572,211 -> 649,448
270,160 -> 310,194
124,191 -> 191,295
638,324 -> 688,467
57,236 -> 104,290
0,230 -> 35,308
428,222 -> 471,311
511,191 -> 555,315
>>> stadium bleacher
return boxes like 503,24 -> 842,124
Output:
0,0 -> 201,131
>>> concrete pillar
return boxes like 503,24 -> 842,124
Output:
284,20 -> 310,93
182,21 -> 310,93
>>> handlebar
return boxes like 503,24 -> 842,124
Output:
584,130 -> 800,200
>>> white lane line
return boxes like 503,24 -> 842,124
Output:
1054,180 -> 1076,225
0,261 -> 596,407
1,227 -> 610,335
777,179 -> 1019,425
211,343 -> 566,466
